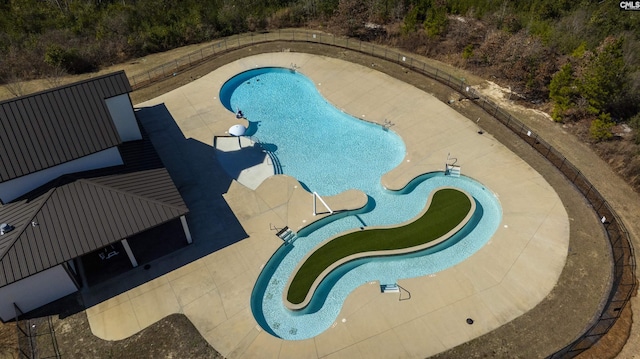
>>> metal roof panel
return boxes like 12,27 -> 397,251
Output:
0,71 -> 130,182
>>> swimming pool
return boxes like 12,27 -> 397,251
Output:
219,68 -> 502,340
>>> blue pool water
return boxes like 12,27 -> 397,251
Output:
219,68 -> 502,340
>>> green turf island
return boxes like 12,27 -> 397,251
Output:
284,187 -> 475,309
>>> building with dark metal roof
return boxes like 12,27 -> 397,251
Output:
0,71 -> 131,184
0,72 -> 190,321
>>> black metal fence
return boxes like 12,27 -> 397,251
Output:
128,29 -> 637,358
14,304 -> 60,359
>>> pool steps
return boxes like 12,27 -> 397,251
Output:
445,153 -> 461,177
380,284 -> 400,293
249,135 -> 283,175
276,226 -> 298,244
275,226 -> 289,237
445,164 -> 461,177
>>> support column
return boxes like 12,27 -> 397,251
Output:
73,258 -> 88,289
181,216 -> 193,244
121,239 -> 138,268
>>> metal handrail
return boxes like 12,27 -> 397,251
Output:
249,135 -> 283,175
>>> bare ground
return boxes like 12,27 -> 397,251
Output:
52,311 -> 222,359
2,38 -> 637,358
0,320 -> 17,359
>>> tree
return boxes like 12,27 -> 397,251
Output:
402,5 -> 420,34
423,4 -> 447,37
579,37 -> 628,115
45,65 -> 68,88
549,63 -> 576,121
331,0 -> 370,37
1,73 -> 27,97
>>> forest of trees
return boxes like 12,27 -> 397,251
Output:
1,0 -> 639,184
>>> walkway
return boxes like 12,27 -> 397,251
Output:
86,53 -> 569,358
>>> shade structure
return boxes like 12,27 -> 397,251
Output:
229,124 -> 247,137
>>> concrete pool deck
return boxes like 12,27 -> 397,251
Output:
86,53 -> 570,358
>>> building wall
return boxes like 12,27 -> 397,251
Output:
0,147 -> 123,203
105,94 -> 142,142
0,265 -> 77,322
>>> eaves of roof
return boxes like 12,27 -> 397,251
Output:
0,175 -> 188,288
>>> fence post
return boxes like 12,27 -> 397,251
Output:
573,170 -> 581,183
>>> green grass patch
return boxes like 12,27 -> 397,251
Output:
287,188 -> 472,305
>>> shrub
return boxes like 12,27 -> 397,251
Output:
462,44 -> 473,59
629,112 -> 640,144
590,112 -> 615,142
44,44 -> 96,74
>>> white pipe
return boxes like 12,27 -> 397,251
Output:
121,239 -> 138,268
313,192 -> 333,216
